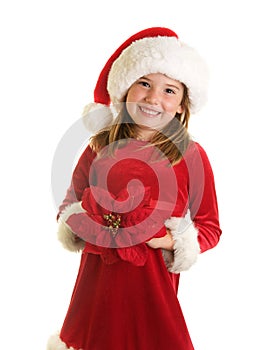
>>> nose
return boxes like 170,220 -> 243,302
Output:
144,89 -> 160,105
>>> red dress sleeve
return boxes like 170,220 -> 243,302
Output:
58,144 -> 97,216
187,142 -> 222,253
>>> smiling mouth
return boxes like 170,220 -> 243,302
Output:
139,106 -> 161,117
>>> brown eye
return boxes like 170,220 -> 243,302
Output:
138,80 -> 150,88
165,88 -> 175,94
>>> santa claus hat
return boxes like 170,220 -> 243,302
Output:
83,27 -> 209,133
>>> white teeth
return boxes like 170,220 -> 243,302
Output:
140,107 -> 160,116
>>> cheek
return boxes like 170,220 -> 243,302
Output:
165,99 -> 183,114
126,84 -> 146,103
126,88 -> 138,103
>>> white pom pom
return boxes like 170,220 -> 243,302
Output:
82,103 -> 114,133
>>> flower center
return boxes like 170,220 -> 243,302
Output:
103,213 -> 122,237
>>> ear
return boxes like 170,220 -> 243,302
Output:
176,104 -> 184,114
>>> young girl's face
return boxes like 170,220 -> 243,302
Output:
126,73 -> 184,135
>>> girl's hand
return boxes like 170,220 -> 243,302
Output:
146,229 -> 174,251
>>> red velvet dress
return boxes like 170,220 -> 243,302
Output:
56,140 -> 221,350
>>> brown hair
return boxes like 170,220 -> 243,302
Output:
90,85 -> 191,165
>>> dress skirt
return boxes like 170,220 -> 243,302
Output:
47,247 -> 194,350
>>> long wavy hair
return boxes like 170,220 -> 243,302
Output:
90,85 -> 191,165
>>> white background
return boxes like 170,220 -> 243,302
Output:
1,0 -> 255,349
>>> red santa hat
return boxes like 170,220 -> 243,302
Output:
83,27 -> 209,133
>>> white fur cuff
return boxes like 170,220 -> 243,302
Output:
57,202 -> 86,252
47,333 -> 77,350
163,217 -> 200,274
57,220 -> 85,252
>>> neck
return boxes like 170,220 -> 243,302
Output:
135,125 -> 156,141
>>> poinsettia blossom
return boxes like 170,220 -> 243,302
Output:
66,184 -> 170,266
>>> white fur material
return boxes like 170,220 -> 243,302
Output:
60,202 -> 86,221
108,36 -> 209,113
57,202 -> 86,252
163,217 -> 200,273
47,333 -> 79,350
57,220 -> 85,252
82,102 -> 114,133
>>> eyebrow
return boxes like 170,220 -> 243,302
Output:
139,76 -> 181,91
166,83 -> 181,91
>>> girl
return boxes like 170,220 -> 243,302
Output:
47,27 -> 221,350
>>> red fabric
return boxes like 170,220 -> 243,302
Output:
61,253 -> 191,350
58,140 -> 221,350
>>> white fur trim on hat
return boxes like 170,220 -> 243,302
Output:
47,333 -> 78,350
57,202 -> 86,252
108,36 -> 209,113
162,216 -> 200,273
82,102 -> 114,133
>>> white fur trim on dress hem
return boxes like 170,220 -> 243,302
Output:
47,333 -> 80,350
57,202 -> 86,252
163,216 -> 200,273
